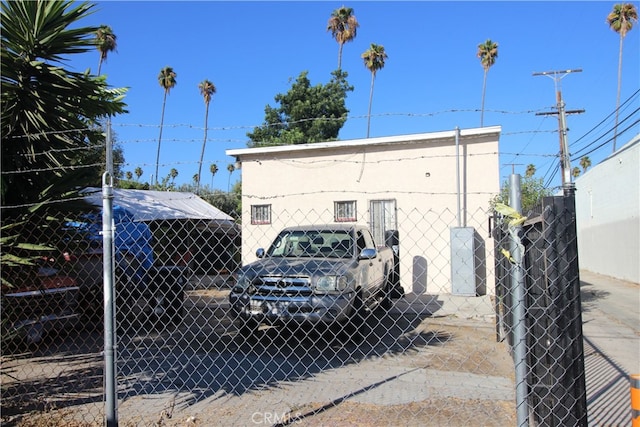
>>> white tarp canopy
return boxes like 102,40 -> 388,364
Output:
81,188 -> 237,232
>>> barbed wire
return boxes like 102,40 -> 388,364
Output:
0,195 -> 90,210
107,108 -> 553,133
5,127 -> 96,140
1,162 -> 106,175
3,103 -> 636,209
3,129 -> 558,165
2,148 -> 557,176
4,108 -> 555,141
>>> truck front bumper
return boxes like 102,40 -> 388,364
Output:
229,292 -> 354,325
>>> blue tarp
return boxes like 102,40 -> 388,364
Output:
65,206 -> 154,268
112,206 -> 154,269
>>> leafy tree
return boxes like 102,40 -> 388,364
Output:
327,6 -> 359,70
607,3 -> 637,152
119,180 -> 150,190
580,156 -> 592,173
155,66 -> 177,184
209,163 -> 219,188
201,182 -> 242,220
1,0 -> 128,211
477,39 -> 499,127
362,43 -> 387,138
491,175 -> 553,214
96,24 -> 117,75
247,70 -> 353,147
197,79 -> 217,194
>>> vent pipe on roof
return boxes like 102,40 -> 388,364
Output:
455,127 -> 461,228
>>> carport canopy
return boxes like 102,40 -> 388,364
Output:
81,188 -> 238,233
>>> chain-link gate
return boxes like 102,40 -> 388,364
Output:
493,189 -> 588,426
1,191 -> 583,426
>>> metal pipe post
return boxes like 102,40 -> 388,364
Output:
102,172 -> 118,426
509,173 -> 529,427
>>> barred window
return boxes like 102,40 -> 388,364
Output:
251,204 -> 271,225
334,200 -> 357,222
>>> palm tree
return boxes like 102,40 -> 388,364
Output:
209,163 -> 219,188
134,166 -> 143,181
155,66 -> 177,185
607,3 -> 637,152
572,167 -> 581,178
227,163 -> 235,192
95,25 -> 116,75
580,156 -> 592,173
169,168 -> 178,183
525,164 -> 536,178
125,171 -> 133,180
477,39 -> 499,127
362,43 -> 388,138
327,6 -> 359,70
196,80 -> 217,194
192,173 -> 199,186
1,1 -> 127,209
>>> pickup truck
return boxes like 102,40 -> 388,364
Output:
229,224 -> 399,337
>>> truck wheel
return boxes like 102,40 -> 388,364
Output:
379,274 -> 393,311
347,291 -> 368,342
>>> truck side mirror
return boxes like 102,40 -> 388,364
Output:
359,248 -> 377,260
256,248 -> 265,258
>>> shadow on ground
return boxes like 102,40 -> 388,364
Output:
1,295 -> 450,424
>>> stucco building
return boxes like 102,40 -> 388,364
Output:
227,126 -> 501,295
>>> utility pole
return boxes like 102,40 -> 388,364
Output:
533,69 -> 585,189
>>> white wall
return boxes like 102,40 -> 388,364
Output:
574,135 -> 640,283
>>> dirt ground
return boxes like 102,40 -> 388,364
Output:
4,291 -> 516,427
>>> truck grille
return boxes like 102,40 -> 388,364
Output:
254,276 -> 312,297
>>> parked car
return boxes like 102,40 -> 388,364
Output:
229,224 -> 399,337
1,254 -> 80,347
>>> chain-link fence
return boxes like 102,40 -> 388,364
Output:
1,189 -> 588,426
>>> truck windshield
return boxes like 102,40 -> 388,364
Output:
267,230 -> 353,258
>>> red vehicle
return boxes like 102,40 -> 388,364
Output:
1,254 -> 80,346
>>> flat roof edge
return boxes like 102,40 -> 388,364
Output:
227,126 -> 501,157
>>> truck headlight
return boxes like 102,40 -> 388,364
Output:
315,275 -> 348,293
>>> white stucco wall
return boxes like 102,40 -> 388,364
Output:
574,135 -> 640,283
227,127 -> 501,294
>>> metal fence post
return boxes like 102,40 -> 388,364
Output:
509,173 -> 529,427
102,172 -> 118,427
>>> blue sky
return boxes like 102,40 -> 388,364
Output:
69,1 -> 640,190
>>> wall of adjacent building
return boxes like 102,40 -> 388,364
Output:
574,135 -> 640,284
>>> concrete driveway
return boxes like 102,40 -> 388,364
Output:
580,270 -> 640,426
